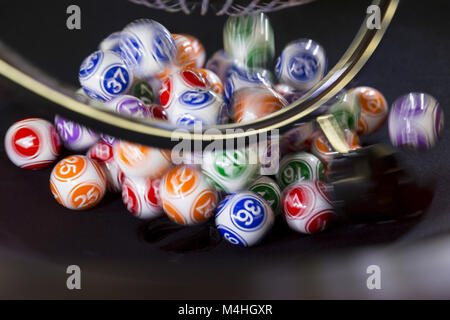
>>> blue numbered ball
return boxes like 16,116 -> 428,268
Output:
389,93 -> 444,150
215,191 -> 275,247
275,39 -> 327,92
98,32 -> 123,54
79,50 -> 133,102
120,19 -> 176,78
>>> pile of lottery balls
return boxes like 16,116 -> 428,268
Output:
4,14 -> 444,247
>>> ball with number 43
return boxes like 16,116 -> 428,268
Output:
215,191 -> 275,247
50,155 -> 107,210
160,165 -> 218,226
276,152 -> 325,189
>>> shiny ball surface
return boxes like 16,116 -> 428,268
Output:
55,116 -> 99,152
104,95 -> 150,119
122,175 -> 163,220
249,176 -> 281,213
277,152 -> 325,189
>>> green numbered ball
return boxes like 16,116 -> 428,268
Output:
328,92 -> 361,130
224,13 -> 275,70
276,152 -> 325,189
130,78 -> 155,105
249,176 -> 281,213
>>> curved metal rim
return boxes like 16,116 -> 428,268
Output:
0,0 -> 399,147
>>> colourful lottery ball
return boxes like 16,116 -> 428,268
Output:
100,134 -> 119,146
122,175 -> 163,220
223,13 -> 275,70
388,93 -> 444,150
205,50 -> 235,84
88,141 -> 123,192
160,165 -> 218,226
215,191 -> 275,247
79,50 -> 133,102
129,78 -> 156,105
202,148 -> 260,193
50,155 -> 107,210
275,39 -> 327,92
173,34 -> 206,69
98,32 -> 122,54
282,180 -> 335,234
311,130 -> 361,164
276,152 -> 325,189
104,95 -> 150,119
4,118 -> 61,169
349,87 -> 388,135
328,91 -> 361,131
54,115 -> 99,151
120,19 -> 176,78
231,86 -> 286,123
114,141 -> 172,178
249,176 -> 281,213
195,68 -> 224,95
148,104 -> 168,121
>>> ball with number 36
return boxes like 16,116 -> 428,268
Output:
50,155 -> 107,210
215,191 -> 275,247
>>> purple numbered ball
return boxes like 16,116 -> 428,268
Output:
54,116 -> 99,151
388,93 -> 444,150
104,95 -> 150,119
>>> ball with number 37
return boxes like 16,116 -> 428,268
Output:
215,191 -> 275,247
50,155 -> 107,210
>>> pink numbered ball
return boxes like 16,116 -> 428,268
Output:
122,175 -> 163,220
5,118 -> 61,169
88,141 -> 124,192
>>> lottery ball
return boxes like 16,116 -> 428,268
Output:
195,68 -> 224,95
205,50 -> 235,84
129,78 -> 157,105
114,141 -> 172,178
349,87 -> 388,135
55,115 -> 99,151
88,141 -> 123,192
311,130 -> 361,163
389,93 -> 444,150
280,122 -> 315,155
282,180 -> 335,234
202,148 -> 260,193
148,104 -> 168,121
98,32 -> 123,54
215,191 -> 275,247
122,175 -> 163,220
249,176 -> 281,213
276,152 -> 325,189
173,34 -> 206,69
79,50 -> 133,102
50,155 -> 107,210
100,134 -> 119,146
160,165 -> 218,226
104,95 -> 150,119
120,19 -> 176,78
231,86 -> 287,123
328,92 -> 361,131
5,118 -> 61,169
275,39 -> 327,92
224,13 -> 275,70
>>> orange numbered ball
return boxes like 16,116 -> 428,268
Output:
349,86 -> 388,135
160,165 -> 218,226
173,34 -> 206,69
5,118 -> 61,169
114,141 -> 172,178
311,129 -> 361,164
122,175 -> 163,220
231,86 -> 287,124
50,155 -> 107,210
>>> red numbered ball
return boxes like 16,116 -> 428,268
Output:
282,180 -> 336,234
88,141 -> 124,192
50,155 -> 107,210
122,175 -> 163,220
160,165 -> 218,226
5,118 -> 61,169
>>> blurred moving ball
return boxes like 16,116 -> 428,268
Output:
249,176 -> 281,213
195,68 -> 224,95
104,95 -> 150,119
389,93 -> 444,150
55,115 -> 99,152
160,165 -> 218,226
224,65 -> 273,103
98,31 -> 123,54
276,152 -> 325,189
282,180 -> 335,234
215,191 -> 275,247
122,175 -> 163,220
5,118 -> 61,169
205,50 -> 235,83
50,155 -> 107,210
311,129 -> 361,164
328,91 -> 361,131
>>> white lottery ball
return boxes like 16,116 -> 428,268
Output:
5,118 -> 61,169
215,191 -> 275,247
79,50 -> 133,102
54,115 -> 99,152
50,155 -> 107,210
276,152 -> 325,189
122,175 -> 163,220
98,32 -> 123,54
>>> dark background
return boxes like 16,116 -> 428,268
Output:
0,0 -> 449,299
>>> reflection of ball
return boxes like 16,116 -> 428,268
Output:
79,50 -> 133,101
50,156 -> 107,210
277,152 -> 324,189
5,118 -> 61,169
275,39 -> 327,92
389,93 -> 444,150
122,175 -> 163,220
215,191 -> 275,247
55,116 -> 99,152
282,180 -> 335,234
114,141 -> 172,178
249,176 -> 281,213
120,19 -> 176,78
160,165 -> 218,226
349,87 -> 388,135
88,141 -> 123,192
